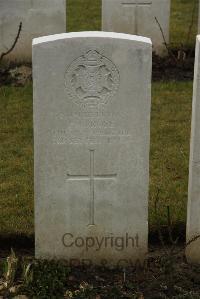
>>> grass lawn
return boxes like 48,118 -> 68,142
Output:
67,0 -> 199,48
150,81 -> 192,230
170,0 -> 198,48
0,85 -> 33,236
0,82 -> 192,236
0,0 -> 197,237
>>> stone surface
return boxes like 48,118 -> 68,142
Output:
186,35 -> 200,263
102,0 -> 170,56
199,0 -> 200,34
33,32 -> 152,266
0,0 -> 66,62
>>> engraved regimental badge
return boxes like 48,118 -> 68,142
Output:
65,50 -> 120,108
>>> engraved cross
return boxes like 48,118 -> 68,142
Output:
122,0 -> 152,35
67,149 -> 117,226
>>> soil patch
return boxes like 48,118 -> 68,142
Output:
64,248 -> 200,299
1,246 -> 200,298
152,49 -> 195,81
0,64 -> 32,86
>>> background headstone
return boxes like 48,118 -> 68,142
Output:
186,35 -> 200,263
0,0 -> 66,62
102,0 -> 170,56
33,32 -> 152,266
198,0 -> 200,34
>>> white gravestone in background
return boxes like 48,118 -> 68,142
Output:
198,0 -> 200,34
0,0 -> 66,62
186,35 -> 200,264
33,32 -> 152,266
102,0 -> 170,56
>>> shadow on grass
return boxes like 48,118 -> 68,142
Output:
0,233 -> 34,250
0,222 -> 186,252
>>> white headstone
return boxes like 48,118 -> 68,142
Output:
102,0 -> 170,56
186,35 -> 200,263
33,32 -> 152,266
0,0 -> 66,62
198,0 -> 200,34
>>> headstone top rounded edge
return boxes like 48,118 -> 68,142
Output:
32,31 -> 152,47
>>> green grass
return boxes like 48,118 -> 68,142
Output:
67,0 -> 199,48
67,0 -> 101,32
0,85 -> 33,236
170,0 -> 198,48
150,81 -> 192,229
0,82 -> 193,235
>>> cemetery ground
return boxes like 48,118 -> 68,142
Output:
0,81 -> 194,298
0,0 -> 200,298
